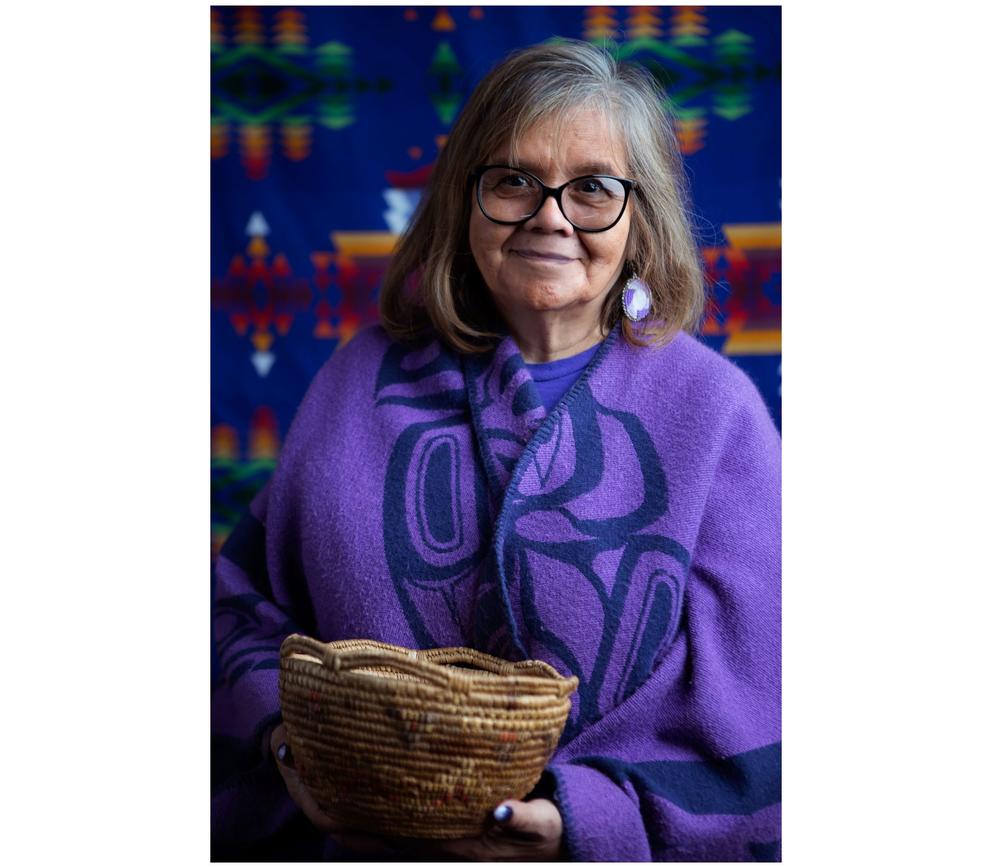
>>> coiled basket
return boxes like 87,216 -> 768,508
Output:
278,635 -> 578,839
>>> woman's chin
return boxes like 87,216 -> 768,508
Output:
505,287 -> 578,313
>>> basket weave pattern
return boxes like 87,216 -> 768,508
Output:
278,635 -> 579,839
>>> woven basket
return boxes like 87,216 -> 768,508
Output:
278,634 -> 579,839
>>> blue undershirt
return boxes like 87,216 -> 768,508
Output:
525,342 -> 603,412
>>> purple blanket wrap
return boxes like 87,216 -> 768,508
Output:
212,323 -> 782,861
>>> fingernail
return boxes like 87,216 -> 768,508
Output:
493,804 -> 513,823
277,742 -> 294,767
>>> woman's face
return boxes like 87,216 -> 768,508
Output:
468,107 -> 632,329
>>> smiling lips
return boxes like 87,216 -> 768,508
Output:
512,249 -> 576,263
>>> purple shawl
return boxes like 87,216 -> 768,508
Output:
212,323 -> 781,861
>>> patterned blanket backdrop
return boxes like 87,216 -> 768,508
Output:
210,5 -> 781,678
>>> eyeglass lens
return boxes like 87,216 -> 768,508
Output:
478,167 -> 627,230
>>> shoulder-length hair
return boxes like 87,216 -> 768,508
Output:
378,38 -> 706,353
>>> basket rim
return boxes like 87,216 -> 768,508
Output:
280,634 -> 579,698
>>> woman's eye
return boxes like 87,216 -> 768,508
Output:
499,174 -> 531,188
578,179 -> 604,193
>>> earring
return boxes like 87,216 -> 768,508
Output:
621,274 -> 651,322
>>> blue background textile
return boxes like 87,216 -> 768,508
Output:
210,4 -> 781,567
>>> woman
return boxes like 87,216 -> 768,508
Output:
212,40 -> 781,862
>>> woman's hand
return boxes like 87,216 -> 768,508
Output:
269,723 -> 387,852
415,799 -> 563,861
270,723 -> 564,860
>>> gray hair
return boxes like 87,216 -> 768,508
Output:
379,38 -> 706,352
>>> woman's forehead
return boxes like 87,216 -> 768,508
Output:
491,106 -> 629,177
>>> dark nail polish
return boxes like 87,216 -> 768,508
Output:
277,742 -> 294,767
493,804 -> 513,823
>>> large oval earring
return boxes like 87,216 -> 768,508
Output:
621,273 -> 651,322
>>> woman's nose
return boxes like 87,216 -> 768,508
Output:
524,193 -> 574,233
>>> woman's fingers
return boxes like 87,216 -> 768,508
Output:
435,799 -> 563,860
493,798 -> 562,840
269,723 -> 340,834
269,727 -> 562,860
269,725 -> 402,854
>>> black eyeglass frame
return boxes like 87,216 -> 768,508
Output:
472,164 -> 638,233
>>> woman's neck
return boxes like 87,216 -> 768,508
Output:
499,309 -> 607,363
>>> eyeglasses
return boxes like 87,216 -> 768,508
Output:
472,164 -> 637,233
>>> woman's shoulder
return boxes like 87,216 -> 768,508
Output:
630,330 -> 764,399
307,323 -> 417,388
322,322 -> 394,367
672,331 -> 762,393
618,330 -> 777,436
275,325 -> 416,466
285,324 -> 395,423
299,323 -> 456,414
322,323 -> 447,367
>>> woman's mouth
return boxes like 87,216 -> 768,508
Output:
512,249 -> 575,264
